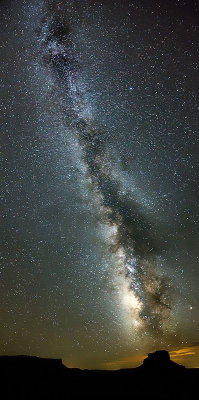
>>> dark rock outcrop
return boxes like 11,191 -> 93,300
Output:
141,350 -> 185,370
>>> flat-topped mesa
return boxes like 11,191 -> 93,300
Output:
0,355 -> 63,366
0,355 -> 67,375
142,350 -> 185,370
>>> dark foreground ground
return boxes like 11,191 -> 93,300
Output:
0,351 -> 198,399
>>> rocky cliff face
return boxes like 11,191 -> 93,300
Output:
142,350 -> 185,369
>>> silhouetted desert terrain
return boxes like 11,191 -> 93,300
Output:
0,351 -> 198,399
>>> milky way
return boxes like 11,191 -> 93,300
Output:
39,1 -> 175,336
1,0 -> 199,368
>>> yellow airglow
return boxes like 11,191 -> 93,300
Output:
170,345 -> 199,367
101,353 -> 146,370
100,345 -> 199,370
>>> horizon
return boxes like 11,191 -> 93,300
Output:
1,345 -> 199,370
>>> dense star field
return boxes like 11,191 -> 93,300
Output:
1,0 -> 199,369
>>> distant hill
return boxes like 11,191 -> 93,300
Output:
140,349 -> 185,369
0,351 -> 198,399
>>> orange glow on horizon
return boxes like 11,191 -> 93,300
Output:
100,345 -> 199,370
170,345 -> 199,367
100,353 -> 146,370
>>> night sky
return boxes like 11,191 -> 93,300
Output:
1,0 -> 199,369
